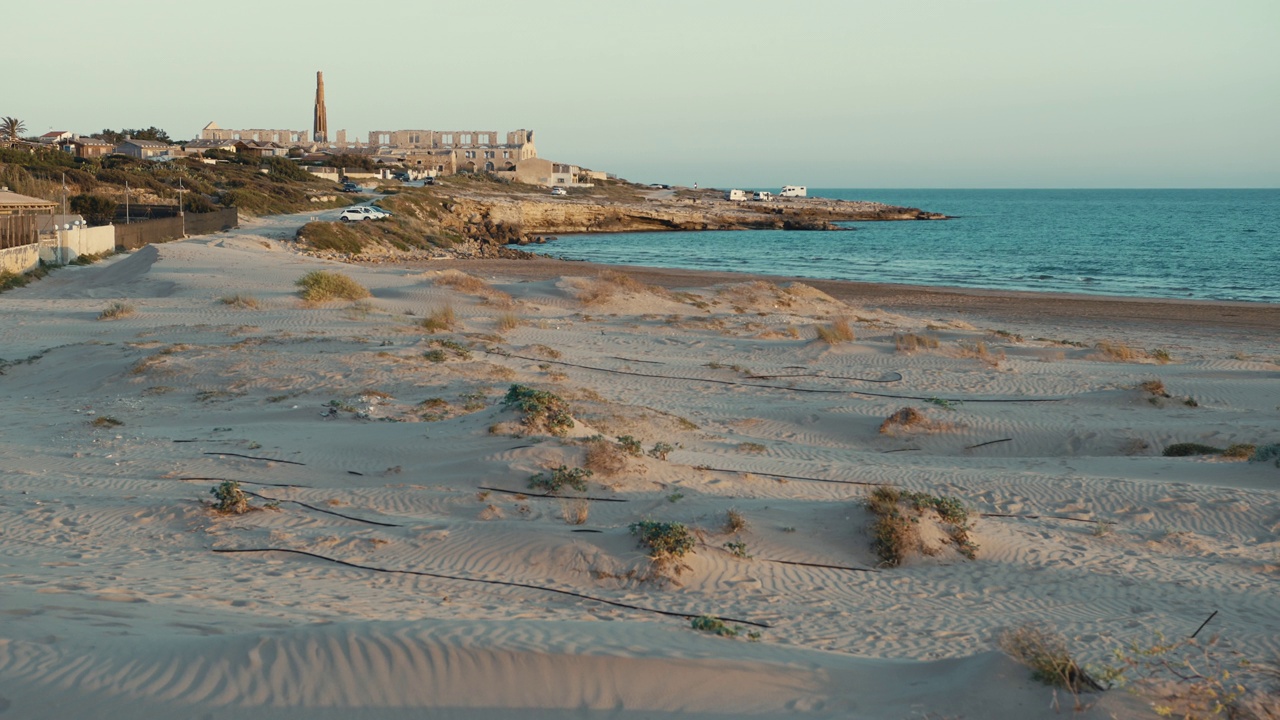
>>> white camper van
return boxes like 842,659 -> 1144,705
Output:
780,185 -> 807,197
752,191 -> 773,202
724,189 -> 747,201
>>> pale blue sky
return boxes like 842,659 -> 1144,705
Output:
10,0 -> 1279,187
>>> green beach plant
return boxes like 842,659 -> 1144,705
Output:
295,270 -> 370,302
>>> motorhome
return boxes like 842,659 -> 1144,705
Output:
724,189 -> 747,201
780,185 -> 807,197
752,191 -> 773,201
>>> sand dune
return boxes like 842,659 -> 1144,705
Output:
1,221 -> 1277,718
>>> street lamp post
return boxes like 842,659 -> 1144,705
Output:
124,181 -> 130,224
178,178 -> 185,238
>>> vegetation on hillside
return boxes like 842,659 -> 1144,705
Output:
0,144 -> 352,219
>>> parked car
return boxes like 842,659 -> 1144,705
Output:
550,186 -> 567,196
341,182 -> 360,193
339,206 -> 389,222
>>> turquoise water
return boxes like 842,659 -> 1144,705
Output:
531,189 -> 1280,303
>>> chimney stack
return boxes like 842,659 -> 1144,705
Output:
313,71 -> 328,143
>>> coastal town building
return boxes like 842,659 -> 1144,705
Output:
37,130 -> 73,144
61,137 -> 114,159
115,137 -> 181,160
183,138 -> 238,156
199,122 -> 310,146
195,70 -> 599,183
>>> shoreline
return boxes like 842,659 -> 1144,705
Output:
418,256 -> 1280,336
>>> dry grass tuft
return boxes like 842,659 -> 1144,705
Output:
879,407 -> 928,434
434,270 -> 491,294
435,270 -> 513,306
420,304 -> 457,333
560,498 -> 590,525
219,294 -> 260,309
894,333 -> 940,353
723,508 -> 748,534
1092,340 -> 1144,362
997,624 -> 1101,693
98,301 -> 135,320
573,269 -> 661,305
956,340 -> 1004,365
814,317 -> 856,344
495,312 -> 521,332
1139,379 -> 1170,397
1221,443 -> 1256,460
296,270 -> 371,302
583,437 -> 628,476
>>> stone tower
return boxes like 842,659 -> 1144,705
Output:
313,71 -> 328,143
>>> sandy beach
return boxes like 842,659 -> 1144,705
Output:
2,213 -> 1277,719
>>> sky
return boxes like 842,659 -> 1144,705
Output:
9,0 -> 1279,188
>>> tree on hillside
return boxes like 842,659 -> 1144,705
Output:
1,116 -> 27,142
94,127 -> 173,144
70,194 -> 118,225
324,153 -> 376,172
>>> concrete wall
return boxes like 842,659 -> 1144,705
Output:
39,225 -> 116,265
0,243 -> 39,275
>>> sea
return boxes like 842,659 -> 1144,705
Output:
530,189 -> 1280,304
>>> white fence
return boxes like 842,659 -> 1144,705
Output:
1,225 -> 118,275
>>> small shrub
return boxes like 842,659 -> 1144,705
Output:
1093,633 -> 1267,717
420,304 -> 457,332
423,349 -> 447,362
503,384 -> 574,436
528,465 -> 592,494
1150,348 -> 1173,364
98,301 -> 135,320
737,442 -> 766,454
866,486 -> 976,566
219,294 -> 260,309
630,520 -> 695,559
815,317 -> 855,344
997,624 -> 1100,693
648,441 -> 675,460
295,270 -> 370,301
723,541 -> 752,559
1221,443 -> 1256,460
1249,443 -> 1280,467
723,508 -> 748,534
91,415 -> 123,428
691,615 -> 739,637
1163,442 -> 1224,457
616,435 -> 643,456
210,480 -> 251,515
894,333 -> 939,352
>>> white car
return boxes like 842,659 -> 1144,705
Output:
550,187 -> 567,196
339,206 -> 389,222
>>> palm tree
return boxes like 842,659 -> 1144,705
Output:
1,116 -> 26,143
